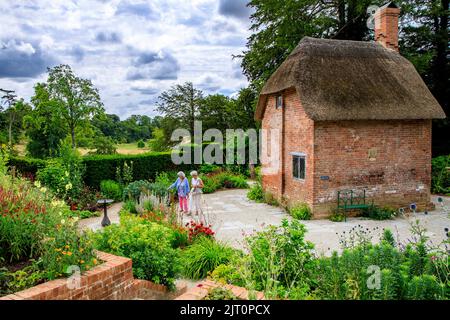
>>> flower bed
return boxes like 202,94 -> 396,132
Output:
0,251 -> 186,300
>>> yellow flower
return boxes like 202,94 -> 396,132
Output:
65,245 -> 70,249
65,182 -> 73,191
34,181 -> 42,188
67,251 -> 72,256
79,248 -> 84,253
92,258 -> 98,265
79,260 -> 85,264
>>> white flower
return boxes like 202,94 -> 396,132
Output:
34,181 -> 41,188
65,182 -> 73,191
61,219 -> 66,225
40,187 -> 47,193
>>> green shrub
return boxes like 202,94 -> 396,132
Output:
406,275 -> 446,300
247,182 -> 264,202
362,206 -> 396,220
431,155 -> 450,195
123,200 -> 137,214
122,180 -> 153,201
8,156 -> 47,177
210,263 -> 245,287
329,209 -> 346,222
201,171 -> 248,194
245,219 -> 316,297
91,215 -> 179,288
180,237 -> 237,280
100,180 -> 122,201
204,287 -> 238,300
137,140 -> 145,148
65,210 -> 100,219
36,145 -> 85,203
263,192 -> 279,206
289,203 -> 312,220
92,136 -> 117,155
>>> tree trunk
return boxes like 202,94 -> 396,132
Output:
71,126 -> 76,149
8,115 -> 12,148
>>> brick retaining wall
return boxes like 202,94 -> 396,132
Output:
0,251 -> 176,300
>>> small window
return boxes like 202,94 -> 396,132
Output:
276,95 -> 283,109
292,153 -> 306,180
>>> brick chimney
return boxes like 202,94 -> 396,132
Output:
374,2 -> 400,51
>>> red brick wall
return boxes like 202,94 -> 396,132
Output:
1,252 -> 135,300
312,120 -> 432,217
261,88 -> 315,206
261,89 -> 433,218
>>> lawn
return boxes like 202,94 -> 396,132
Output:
15,142 -> 151,157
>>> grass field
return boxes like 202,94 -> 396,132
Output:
14,142 -> 151,157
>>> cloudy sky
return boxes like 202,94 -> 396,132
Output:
0,0 -> 252,119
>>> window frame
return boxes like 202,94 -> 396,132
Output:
291,152 -> 306,181
276,94 -> 283,109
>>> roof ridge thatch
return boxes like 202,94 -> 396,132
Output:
255,37 -> 446,121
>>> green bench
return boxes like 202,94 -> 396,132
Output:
337,189 -> 374,221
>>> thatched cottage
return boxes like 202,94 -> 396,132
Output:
255,2 -> 446,218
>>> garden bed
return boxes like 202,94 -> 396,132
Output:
0,251 -> 185,300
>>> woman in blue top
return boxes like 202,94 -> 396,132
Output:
168,171 -> 190,214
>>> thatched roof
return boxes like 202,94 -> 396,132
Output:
255,37 -> 446,121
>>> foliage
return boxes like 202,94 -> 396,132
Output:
362,206 -> 397,220
92,136 -> 117,155
204,287 -> 238,300
0,174 -> 95,295
36,144 -> 85,204
147,128 -> 171,152
244,219 -> 316,298
0,264 -> 45,295
247,182 -> 265,202
180,237 -> 237,280
123,200 -> 137,214
431,155 -> 450,195
185,221 -> 215,242
64,209 -> 100,220
45,64 -> 104,148
288,203 -> 312,220
201,171 -> 248,194
329,209 -> 346,222
100,180 -> 122,201
82,152 -> 191,189
25,83 -> 67,158
122,180 -> 154,201
157,82 -> 203,136
137,140 -> 145,148
122,161 -> 134,185
90,214 -> 179,288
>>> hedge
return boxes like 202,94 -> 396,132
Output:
82,152 -> 195,188
8,156 -> 47,177
8,143 -> 252,189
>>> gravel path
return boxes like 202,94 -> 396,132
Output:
77,202 -> 122,231
201,189 -> 450,255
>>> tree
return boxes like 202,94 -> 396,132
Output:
241,0 -> 384,89
0,89 -> 31,150
157,82 -> 203,137
25,83 -> 67,158
199,94 -> 233,132
45,65 -> 104,148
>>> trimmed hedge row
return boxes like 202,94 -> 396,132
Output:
8,157 -> 47,176
83,152 -> 194,188
9,153 -> 195,189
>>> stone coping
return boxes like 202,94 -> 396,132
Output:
175,280 -> 265,300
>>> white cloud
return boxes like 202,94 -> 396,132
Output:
0,0 -> 251,119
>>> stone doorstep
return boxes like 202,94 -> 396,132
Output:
175,280 -> 265,301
